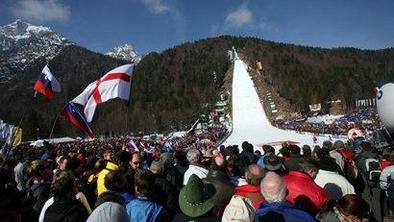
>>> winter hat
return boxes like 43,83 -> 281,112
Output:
264,154 -> 283,171
179,174 -> 216,218
222,195 -> 256,222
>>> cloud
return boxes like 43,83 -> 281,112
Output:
11,0 -> 70,22
140,0 -> 186,42
141,0 -> 170,14
225,3 -> 253,28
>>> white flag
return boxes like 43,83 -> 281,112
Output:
72,64 -> 134,122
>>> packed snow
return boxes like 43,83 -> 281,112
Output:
223,56 -> 346,151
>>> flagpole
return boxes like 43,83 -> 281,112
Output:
49,110 -> 62,143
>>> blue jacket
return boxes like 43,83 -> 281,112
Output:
126,196 -> 164,222
256,202 -> 317,222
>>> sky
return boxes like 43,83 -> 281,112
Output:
1,0 -> 394,54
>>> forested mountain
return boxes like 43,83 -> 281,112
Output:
1,35 -> 393,140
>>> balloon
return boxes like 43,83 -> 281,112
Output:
376,83 -> 394,133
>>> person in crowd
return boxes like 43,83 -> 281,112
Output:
87,187 -> 129,222
379,148 -> 394,218
26,160 -> 52,218
284,145 -> 304,171
13,150 -> 29,191
241,141 -> 256,165
150,159 -> 179,217
87,201 -> 129,222
283,159 -> 330,215
173,174 -> 220,222
256,145 -> 275,169
183,148 -> 209,185
126,169 -> 166,222
104,170 -> 135,204
314,161 -> 355,200
279,145 -> 291,162
355,141 -> 381,221
160,152 -> 183,191
327,140 -> 346,173
302,145 -> 312,158
53,155 -> 70,176
380,148 -> 393,170
130,152 -> 144,171
315,148 -> 343,175
39,182 -> 92,222
97,150 -> 130,195
256,172 -> 317,222
102,149 -> 114,161
317,194 -> 375,222
203,170 -> 235,213
235,164 -> 265,209
222,195 -> 256,222
43,171 -> 88,222
263,153 -> 287,176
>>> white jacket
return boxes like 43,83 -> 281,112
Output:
315,169 -> 355,200
183,164 -> 209,185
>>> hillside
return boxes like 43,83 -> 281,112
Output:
1,36 -> 394,140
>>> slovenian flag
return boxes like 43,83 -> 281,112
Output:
33,65 -> 61,100
61,102 -> 94,138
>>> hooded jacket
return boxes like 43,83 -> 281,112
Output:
283,171 -> 330,215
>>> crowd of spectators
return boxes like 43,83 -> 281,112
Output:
274,108 -> 384,136
0,124 -> 394,222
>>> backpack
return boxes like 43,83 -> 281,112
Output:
365,158 -> 381,185
386,175 -> 394,200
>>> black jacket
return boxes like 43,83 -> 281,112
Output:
43,199 -> 88,222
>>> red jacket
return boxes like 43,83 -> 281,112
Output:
283,171 -> 330,215
337,148 -> 355,160
380,159 -> 393,170
235,184 -> 265,209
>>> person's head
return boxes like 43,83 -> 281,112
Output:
335,194 -> 371,221
263,154 -> 283,172
262,145 -> 275,156
299,159 -> 319,179
322,140 -> 333,150
187,148 -> 202,165
28,160 -> 52,179
95,191 -> 125,208
130,152 -> 143,170
160,152 -> 174,167
114,150 -> 131,169
102,149 -> 114,161
245,164 -> 265,186
360,141 -> 373,152
104,171 -> 127,192
51,170 -> 77,201
241,141 -> 249,151
260,172 -> 287,203
279,146 -> 290,158
57,155 -> 70,171
333,140 -> 345,150
289,145 -> 301,155
134,169 -> 155,199
302,145 -> 312,157
95,159 -> 107,173
149,159 -> 163,174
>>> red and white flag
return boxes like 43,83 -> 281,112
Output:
72,64 -> 134,122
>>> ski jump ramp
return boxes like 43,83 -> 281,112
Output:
223,58 -> 343,150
